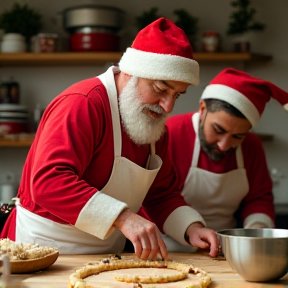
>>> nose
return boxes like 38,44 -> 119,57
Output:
217,136 -> 233,152
159,95 -> 176,113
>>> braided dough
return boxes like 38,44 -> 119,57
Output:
68,255 -> 211,288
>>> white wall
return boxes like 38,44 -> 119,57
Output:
1,0 -> 288,203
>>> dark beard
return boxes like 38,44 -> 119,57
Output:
198,122 -> 234,162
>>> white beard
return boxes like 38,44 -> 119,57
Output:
119,76 -> 168,145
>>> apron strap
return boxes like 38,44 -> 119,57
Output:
150,142 -> 156,155
98,67 -> 122,157
191,113 -> 200,167
235,146 -> 244,168
145,142 -> 156,169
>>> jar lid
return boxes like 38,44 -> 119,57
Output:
2,33 -> 25,40
36,33 -> 59,38
203,31 -> 219,37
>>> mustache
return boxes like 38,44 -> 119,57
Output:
142,104 -> 165,115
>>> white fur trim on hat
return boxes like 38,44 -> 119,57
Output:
119,47 -> 199,85
201,84 -> 261,127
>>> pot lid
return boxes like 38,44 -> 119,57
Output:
62,4 -> 124,14
61,4 -> 124,32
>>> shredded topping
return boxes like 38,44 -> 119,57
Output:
0,238 -> 57,260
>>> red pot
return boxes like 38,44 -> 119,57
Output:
70,32 -> 120,52
0,104 -> 29,135
0,120 -> 28,135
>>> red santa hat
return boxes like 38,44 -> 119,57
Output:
118,17 -> 199,85
201,68 -> 288,127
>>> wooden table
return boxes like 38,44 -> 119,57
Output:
8,252 -> 288,287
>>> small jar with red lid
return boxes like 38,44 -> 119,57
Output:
202,31 -> 220,53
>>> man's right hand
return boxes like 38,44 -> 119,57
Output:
113,208 -> 168,261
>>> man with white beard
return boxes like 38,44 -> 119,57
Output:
1,17 -> 218,260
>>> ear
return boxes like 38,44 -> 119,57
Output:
199,100 -> 207,121
116,72 -> 132,95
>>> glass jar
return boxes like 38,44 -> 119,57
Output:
31,33 -> 59,53
202,31 -> 220,53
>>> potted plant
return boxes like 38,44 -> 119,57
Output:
227,0 -> 265,52
135,7 -> 161,32
173,9 -> 199,49
0,2 -> 43,51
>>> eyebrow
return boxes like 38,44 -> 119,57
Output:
214,123 -> 248,136
160,80 -> 187,94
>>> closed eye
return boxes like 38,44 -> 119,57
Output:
233,134 -> 246,140
213,124 -> 225,134
213,124 -> 246,139
153,83 -> 167,94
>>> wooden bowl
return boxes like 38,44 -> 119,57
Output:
10,251 -> 59,274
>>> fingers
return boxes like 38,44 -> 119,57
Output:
208,233 -> 219,257
188,227 -> 219,258
158,235 -> 168,260
132,227 -> 168,261
132,238 -> 142,259
115,211 -> 168,261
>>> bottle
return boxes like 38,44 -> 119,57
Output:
0,172 -> 16,205
0,77 -> 20,104
0,251 -> 10,287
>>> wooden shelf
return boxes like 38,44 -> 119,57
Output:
0,134 -> 34,147
0,52 -> 272,67
0,51 -> 273,148
195,52 -> 272,62
0,132 -> 273,147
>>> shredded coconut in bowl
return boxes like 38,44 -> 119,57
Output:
0,238 -> 57,260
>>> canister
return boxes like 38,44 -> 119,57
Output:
0,33 -> 26,53
31,33 -> 59,53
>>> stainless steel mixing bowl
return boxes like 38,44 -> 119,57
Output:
217,228 -> 288,282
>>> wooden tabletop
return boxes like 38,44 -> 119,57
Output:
8,252 -> 288,287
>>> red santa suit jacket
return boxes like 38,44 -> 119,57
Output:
166,112 -> 275,226
1,73 -> 204,244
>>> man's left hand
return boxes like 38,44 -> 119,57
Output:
185,222 -> 219,257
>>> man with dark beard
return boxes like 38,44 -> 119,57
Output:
163,68 -> 288,252
1,17 -> 219,259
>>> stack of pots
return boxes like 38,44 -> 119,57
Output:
0,104 -> 29,135
62,5 -> 124,52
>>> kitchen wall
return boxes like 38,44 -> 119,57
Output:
1,0 -> 288,203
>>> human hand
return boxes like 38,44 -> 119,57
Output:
185,222 -> 219,257
114,209 -> 168,261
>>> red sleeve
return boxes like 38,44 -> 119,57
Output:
141,128 -> 191,232
19,79 -> 111,225
240,133 -> 275,223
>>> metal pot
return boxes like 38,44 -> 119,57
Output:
62,5 -> 124,33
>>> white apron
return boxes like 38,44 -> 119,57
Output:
16,67 -> 163,254
162,112 -> 249,252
